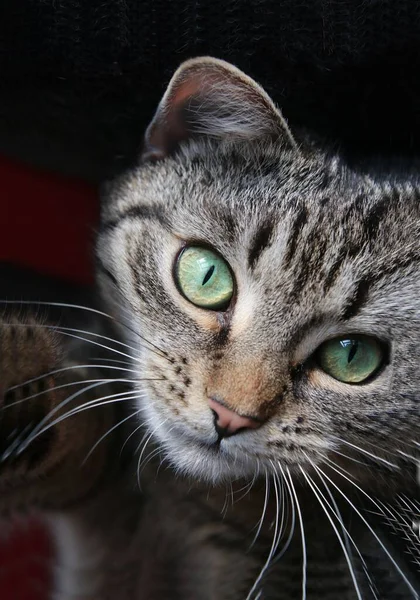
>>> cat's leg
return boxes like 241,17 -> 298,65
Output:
0,312 -> 131,599
0,312 -> 120,516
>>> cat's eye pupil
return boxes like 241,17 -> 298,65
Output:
346,341 -> 358,363
175,246 -> 234,311
202,265 -> 215,286
316,335 -> 384,384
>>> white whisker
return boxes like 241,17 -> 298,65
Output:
309,463 -> 380,599
284,467 -> 306,600
322,454 -> 363,480
120,422 -> 147,455
83,409 -> 142,463
19,387 -> 149,451
311,462 -> 419,598
246,468 -> 281,600
91,356 -> 134,367
330,435 -> 400,470
250,470 -> 270,548
136,419 -> 169,490
271,471 -> 294,566
0,299 -> 167,359
300,468 -> 363,600
7,363 -> 138,394
3,378 -> 122,410
19,380 -> 128,450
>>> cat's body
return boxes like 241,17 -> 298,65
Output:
48,458 -> 418,600
1,57 -> 419,599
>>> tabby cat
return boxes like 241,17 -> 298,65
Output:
1,57 -> 419,599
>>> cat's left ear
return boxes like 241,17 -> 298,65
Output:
142,56 -> 298,161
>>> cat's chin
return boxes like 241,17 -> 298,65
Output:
161,434 -> 261,484
155,422 -> 315,485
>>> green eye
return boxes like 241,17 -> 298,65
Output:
316,336 -> 384,384
175,246 -> 234,310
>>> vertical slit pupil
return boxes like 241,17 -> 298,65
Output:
202,265 -> 215,286
347,341 -> 358,364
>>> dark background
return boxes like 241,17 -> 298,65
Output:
2,0 -> 420,182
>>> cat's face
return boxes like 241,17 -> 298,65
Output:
97,58 -> 419,490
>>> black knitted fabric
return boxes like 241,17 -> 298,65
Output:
1,0 -> 420,180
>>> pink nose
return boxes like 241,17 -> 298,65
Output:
208,397 -> 262,437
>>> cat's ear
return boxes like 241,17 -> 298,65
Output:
142,57 -> 298,161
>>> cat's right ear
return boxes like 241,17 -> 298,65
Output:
142,57 -> 298,161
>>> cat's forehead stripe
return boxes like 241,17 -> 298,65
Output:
282,203 -> 309,268
101,203 -> 168,233
247,222 -> 275,270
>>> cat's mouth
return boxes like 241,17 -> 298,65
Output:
156,419 -> 328,483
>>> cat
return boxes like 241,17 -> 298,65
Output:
1,57 -> 420,599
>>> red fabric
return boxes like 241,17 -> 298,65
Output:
0,155 -> 98,599
0,521 -> 52,600
1,156 -> 98,284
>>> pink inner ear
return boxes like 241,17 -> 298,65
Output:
170,77 -> 204,107
143,58 -> 297,161
145,77 -> 206,158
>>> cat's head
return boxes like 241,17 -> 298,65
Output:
97,57 -> 419,490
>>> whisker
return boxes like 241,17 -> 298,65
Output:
317,458 -> 403,521
355,435 -> 419,459
395,448 -> 418,463
328,447 -> 371,469
138,443 -> 166,478
308,463 -> 381,599
3,378 -> 117,410
300,468 -> 363,600
322,454 -> 363,481
330,435 -> 401,470
83,409 -> 142,463
6,363 -> 138,395
250,470 -> 270,548
36,389 -> 147,432
311,462 -> 418,598
245,468 -> 282,600
271,471 -> 295,566
3,320 -> 143,366
232,476 -> 256,505
1,423 -> 34,462
141,423 -> 177,480
136,419 -> 168,490
54,328 -> 144,365
321,454 -> 398,511
228,480 -> 235,512
120,422 -> 146,456
399,494 -> 420,513
221,480 -> 232,516
3,392 -> 142,464
91,356 -> 134,367
10,373 -> 134,420
92,281 -> 171,359
0,299 -> 169,361
52,324 -> 153,361
3,377 -> 137,417
284,467 -> 306,600
18,385 -> 154,452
